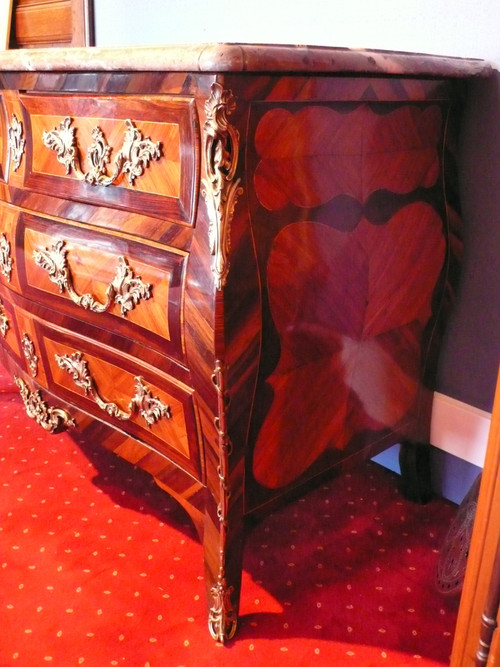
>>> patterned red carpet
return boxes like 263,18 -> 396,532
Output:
0,362 -> 459,666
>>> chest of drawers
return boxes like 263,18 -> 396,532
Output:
0,44 -> 491,641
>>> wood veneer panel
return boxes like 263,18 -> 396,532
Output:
10,0 -> 92,48
450,366 -> 500,665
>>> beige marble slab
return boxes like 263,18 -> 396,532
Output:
0,43 -> 493,77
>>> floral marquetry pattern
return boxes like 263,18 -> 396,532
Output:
42,117 -> 162,186
250,102 -> 448,490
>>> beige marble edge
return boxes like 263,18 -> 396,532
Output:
0,43 -> 492,77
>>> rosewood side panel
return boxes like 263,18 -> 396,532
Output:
0,44 -> 491,642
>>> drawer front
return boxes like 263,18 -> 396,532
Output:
20,93 -> 199,224
38,322 -> 202,479
18,212 -> 187,364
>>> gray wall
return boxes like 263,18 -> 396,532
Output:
437,72 -> 500,413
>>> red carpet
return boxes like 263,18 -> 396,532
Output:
0,361 -> 459,666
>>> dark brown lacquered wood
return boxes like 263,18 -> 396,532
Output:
0,44 -> 491,643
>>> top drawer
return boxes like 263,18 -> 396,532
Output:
19,93 -> 199,224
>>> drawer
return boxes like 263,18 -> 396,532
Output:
19,93 -> 199,224
18,211 -> 187,364
37,321 -> 202,479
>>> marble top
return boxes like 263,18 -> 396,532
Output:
0,43 -> 492,77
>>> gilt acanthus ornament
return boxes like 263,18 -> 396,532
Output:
42,117 -> 162,186
0,233 -> 13,282
22,333 -> 39,377
207,360 -> 237,642
0,298 -> 9,337
55,351 -> 171,427
33,240 -> 151,317
202,83 -> 243,291
15,377 -> 75,433
7,113 -> 25,172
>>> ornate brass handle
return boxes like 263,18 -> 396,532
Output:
55,351 -> 171,427
15,376 -> 75,433
33,240 -> 151,317
42,117 -> 162,186
0,298 -> 9,337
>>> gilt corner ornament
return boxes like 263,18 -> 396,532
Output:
7,113 -> 25,172
207,360 -> 237,642
15,376 -> 75,433
202,83 -> 243,291
42,117 -> 162,187
0,233 -> 13,282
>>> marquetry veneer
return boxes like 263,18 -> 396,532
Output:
0,44 -> 491,642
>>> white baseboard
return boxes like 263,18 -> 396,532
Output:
430,392 -> 491,468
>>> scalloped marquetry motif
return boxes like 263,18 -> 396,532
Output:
0,233 -> 13,282
33,240 -> 152,316
42,117 -> 162,186
55,351 -> 172,427
8,113 -> 25,172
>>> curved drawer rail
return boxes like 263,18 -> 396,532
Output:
55,351 -> 172,427
33,240 -> 152,316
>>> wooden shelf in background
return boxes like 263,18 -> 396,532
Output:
9,0 -> 93,48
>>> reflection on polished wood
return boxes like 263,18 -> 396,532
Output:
0,44 -> 492,642
451,365 -> 500,666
